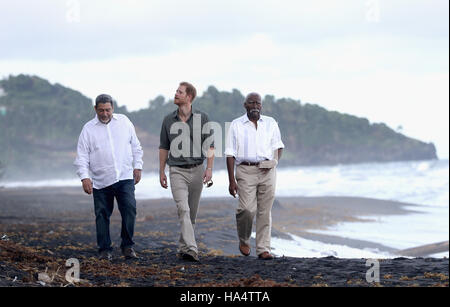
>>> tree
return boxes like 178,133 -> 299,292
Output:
0,74 -> 438,179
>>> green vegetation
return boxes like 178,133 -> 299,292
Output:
0,75 -> 437,179
0,75 -> 95,178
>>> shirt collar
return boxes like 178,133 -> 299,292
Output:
94,113 -> 118,125
173,107 -> 199,120
242,113 -> 264,123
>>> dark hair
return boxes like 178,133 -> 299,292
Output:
179,82 -> 197,102
95,94 -> 114,108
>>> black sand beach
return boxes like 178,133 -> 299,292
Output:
0,187 -> 448,287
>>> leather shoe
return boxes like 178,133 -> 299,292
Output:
182,250 -> 200,262
258,251 -> 274,260
239,243 -> 250,256
122,247 -> 139,259
98,250 -> 113,261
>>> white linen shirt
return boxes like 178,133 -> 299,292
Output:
224,113 -> 285,164
74,113 -> 144,189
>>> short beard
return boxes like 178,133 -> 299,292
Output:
248,109 -> 260,121
100,117 -> 112,124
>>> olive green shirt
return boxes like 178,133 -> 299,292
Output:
159,108 -> 214,166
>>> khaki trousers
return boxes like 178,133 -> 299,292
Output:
235,165 -> 276,255
169,165 -> 204,254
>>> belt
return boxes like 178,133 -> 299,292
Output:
240,161 -> 260,166
176,163 -> 202,169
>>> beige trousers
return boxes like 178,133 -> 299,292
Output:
235,165 -> 276,255
169,165 -> 204,254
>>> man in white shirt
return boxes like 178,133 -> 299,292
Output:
74,94 -> 143,260
225,92 -> 284,260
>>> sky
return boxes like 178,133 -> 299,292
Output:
0,0 -> 448,158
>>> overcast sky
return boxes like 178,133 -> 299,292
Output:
0,0 -> 448,158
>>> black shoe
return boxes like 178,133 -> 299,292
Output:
98,250 -> 113,261
122,247 -> 139,259
182,250 -> 200,262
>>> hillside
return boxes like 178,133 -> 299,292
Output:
0,75 -> 437,179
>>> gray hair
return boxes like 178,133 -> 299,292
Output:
95,94 -> 114,108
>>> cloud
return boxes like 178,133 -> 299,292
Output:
0,0 -> 448,157
0,0 -> 447,61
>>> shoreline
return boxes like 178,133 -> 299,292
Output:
0,186 -> 448,287
0,158 -> 448,183
0,186 -> 439,256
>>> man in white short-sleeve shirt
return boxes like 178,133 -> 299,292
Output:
225,92 -> 284,260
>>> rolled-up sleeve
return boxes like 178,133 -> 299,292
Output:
224,121 -> 237,157
201,113 -> 215,149
271,121 -> 285,151
74,127 -> 91,180
159,119 -> 170,150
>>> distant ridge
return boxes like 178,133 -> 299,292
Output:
0,74 -> 437,179
396,241 -> 449,257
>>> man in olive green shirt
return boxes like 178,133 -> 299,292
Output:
159,82 -> 215,262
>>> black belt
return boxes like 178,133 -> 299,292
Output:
240,161 -> 260,166
176,163 -> 202,169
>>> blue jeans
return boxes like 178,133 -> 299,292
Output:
93,179 -> 136,252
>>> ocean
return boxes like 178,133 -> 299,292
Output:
2,159 -> 448,258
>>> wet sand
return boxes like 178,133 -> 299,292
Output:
0,187 -> 448,287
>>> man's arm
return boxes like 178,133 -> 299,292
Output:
202,114 -> 215,184
224,121 -> 238,198
271,120 -> 284,165
74,128 -> 93,194
129,119 -> 144,184
226,156 -> 238,198
203,147 -> 214,183
159,149 -> 169,189
274,148 -> 283,162
159,118 -> 171,189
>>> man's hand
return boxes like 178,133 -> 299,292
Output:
229,180 -> 238,198
160,172 -> 168,189
203,168 -> 212,184
81,178 -> 93,195
226,157 -> 238,198
133,169 -> 142,185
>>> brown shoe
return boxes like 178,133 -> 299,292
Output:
239,243 -> 250,256
122,247 -> 139,259
258,251 -> 274,260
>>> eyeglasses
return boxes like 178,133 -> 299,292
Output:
204,180 -> 213,188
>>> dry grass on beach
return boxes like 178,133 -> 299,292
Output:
0,187 -> 448,287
